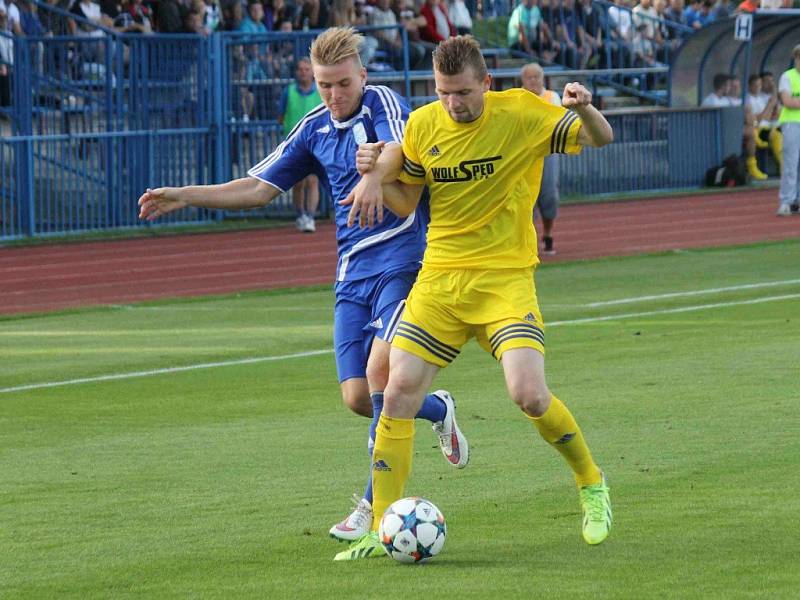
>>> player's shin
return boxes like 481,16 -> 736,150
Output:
528,395 -> 602,487
370,414 -> 414,530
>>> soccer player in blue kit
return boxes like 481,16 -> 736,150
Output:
137,27 -> 468,560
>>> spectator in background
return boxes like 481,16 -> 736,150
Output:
555,0 -> 590,69
183,7 -> 206,32
155,0 -> 184,32
41,0 -> 74,36
734,0 -> 758,12
713,0 -> 734,18
278,58 -> 322,232
419,0 -> 455,44
296,0 -> 330,30
665,0 -> 686,24
370,0 -> 426,69
448,0 -> 472,34
239,0 -> 267,32
203,0 -> 220,33
507,0 -> 542,56
330,0 -> 377,64
682,0 -> 700,21
633,0 -> 663,66
521,62 -> 562,255
776,44 -> 800,215
18,0 -> 46,36
607,0 -> 633,67
396,0 -> 431,53
726,74 -> 743,105
704,73 -> 768,180
746,73 -> 782,172
578,0 -> 604,68
113,0 -> 153,33
686,0 -> 715,27
0,7 -> 12,108
220,0 -> 243,30
0,0 -> 22,35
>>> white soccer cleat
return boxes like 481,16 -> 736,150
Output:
431,390 -> 469,469
329,494 -> 373,542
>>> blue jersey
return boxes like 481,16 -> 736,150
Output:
248,85 -> 427,282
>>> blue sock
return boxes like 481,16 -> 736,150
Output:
363,392 -> 384,505
415,393 -> 447,423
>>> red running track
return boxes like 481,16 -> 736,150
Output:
1,188 -> 798,315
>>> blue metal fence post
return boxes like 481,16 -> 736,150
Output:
401,27 -> 410,100
211,32 -> 226,223
13,38 -> 35,237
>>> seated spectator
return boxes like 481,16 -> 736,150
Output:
746,73 -> 782,170
18,0 -> 46,36
607,0 -> 634,68
40,0 -> 73,36
0,7 -> 12,108
632,0 -> 662,66
713,0 -> 734,18
703,73 -> 767,179
555,0 -> 591,69
296,0 -> 330,30
220,0 -> 244,31
701,72 -> 732,106
155,0 -> 184,33
448,0 -> 472,35
682,0 -> 700,21
203,0 -> 221,33
396,0 -> 431,53
726,74 -> 742,106
507,0 -> 543,57
578,0 -> 604,68
272,19 -> 296,76
263,0 -> 287,30
70,0 -> 113,34
329,0 -> 377,64
239,0 -> 268,32
419,0 -> 455,44
686,0 -> 715,27
0,0 -> 22,35
658,0 -> 683,58
183,8 -> 206,33
113,0 -> 153,34
370,0 -> 426,69
664,0 -> 687,24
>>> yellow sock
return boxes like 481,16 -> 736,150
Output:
770,128 -> 783,168
370,414 -> 415,530
528,395 -> 602,488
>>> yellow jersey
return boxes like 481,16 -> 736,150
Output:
400,88 -> 582,270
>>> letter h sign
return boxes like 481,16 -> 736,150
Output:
734,14 -> 753,42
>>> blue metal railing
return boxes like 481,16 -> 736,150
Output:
1,25 -> 727,240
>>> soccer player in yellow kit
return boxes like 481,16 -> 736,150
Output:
340,35 -> 614,559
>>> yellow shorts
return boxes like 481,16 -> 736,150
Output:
392,267 -> 545,367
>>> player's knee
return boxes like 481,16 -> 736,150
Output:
365,355 -> 389,391
509,381 -> 551,417
341,387 -> 372,417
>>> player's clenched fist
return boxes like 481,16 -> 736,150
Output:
355,141 -> 385,175
137,188 -> 186,221
562,82 -> 593,108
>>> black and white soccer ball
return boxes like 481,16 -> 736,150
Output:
378,496 -> 446,564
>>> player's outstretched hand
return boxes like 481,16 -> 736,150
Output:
356,141 -> 385,175
340,175 -> 384,228
137,188 -> 187,221
562,82 -> 593,108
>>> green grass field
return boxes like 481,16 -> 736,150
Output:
2,241 -> 799,598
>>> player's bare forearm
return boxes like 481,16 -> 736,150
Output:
573,104 -> 614,147
138,177 -> 278,220
382,181 -> 423,217
367,142 -> 405,183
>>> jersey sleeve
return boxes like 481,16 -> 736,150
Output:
247,130 -> 314,192
523,92 -> 582,157
398,113 -> 426,185
367,86 -> 410,145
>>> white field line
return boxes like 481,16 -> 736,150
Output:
585,279 -> 800,307
2,292 -> 799,395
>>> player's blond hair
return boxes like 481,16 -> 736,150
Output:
432,36 -> 487,80
310,27 -> 364,68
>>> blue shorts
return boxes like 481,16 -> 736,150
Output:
333,269 -> 418,382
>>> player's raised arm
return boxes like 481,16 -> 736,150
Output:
562,82 -> 614,148
137,177 -> 280,221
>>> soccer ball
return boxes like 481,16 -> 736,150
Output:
379,496 -> 446,564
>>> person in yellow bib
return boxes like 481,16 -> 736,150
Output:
340,36 -> 614,559
776,44 -> 800,216
279,58 -> 323,231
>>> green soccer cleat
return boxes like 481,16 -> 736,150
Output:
580,475 -> 612,545
333,531 -> 387,561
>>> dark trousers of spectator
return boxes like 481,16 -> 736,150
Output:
0,73 -> 10,108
